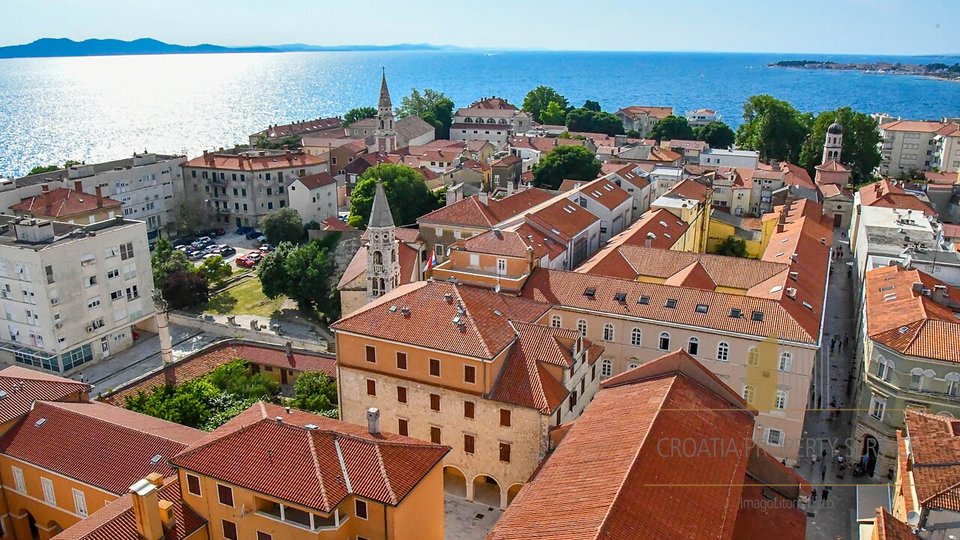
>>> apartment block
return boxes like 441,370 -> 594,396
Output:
878,120 -> 952,176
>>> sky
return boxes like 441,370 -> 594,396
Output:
1,0 -> 958,56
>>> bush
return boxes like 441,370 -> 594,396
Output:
292,372 -> 338,414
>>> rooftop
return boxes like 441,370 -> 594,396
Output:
880,120 -> 949,133
418,188 -> 554,228
858,179 -> 937,217
616,105 -> 674,119
182,150 -> 325,171
524,197 -> 600,242
11,187 -> 122,219
0,366 -> 89,424
903,410 -> 960,513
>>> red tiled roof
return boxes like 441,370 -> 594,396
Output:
0,366 -> 89,424
664,178 -> 709,202
576,209 -> 688,275
11,188 -> 121,218
171,402 -> 448,511
182,151 -> 325,171
814,159 -> 850,173
52,478 -> 206,540
458,229 -> 536,258
904,410 -> 960,513
0,401 -> 203,494
942,223 -> 960,239
571,178 -> 631,210
881,120 -> 949,133
295,172 -> 337,189
509,136 -> 587,153
665,139 -> 708,151
859,179 -> 937,216
513,223 -> 567,261
525,198 -> 599,242
873,508 -> 920,540
470,97 -> 519,110
418,189 -> 553,228
257,117 -> 343,139
320,217 -> 357,232
617,105 -> 674,120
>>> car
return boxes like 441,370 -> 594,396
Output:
187,250 -> 204,261
235,226 -> 253,236
197,236 -> 213,245
258,244 -> 274,253
254,235 -> 266,243
176,245 -> 189,252
236,254 -> 261,268
202,253 -> 220,260
218,245 -> 236,257
245,230 -> 263,240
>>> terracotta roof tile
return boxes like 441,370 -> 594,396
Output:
509,136 -> 588,153
294,172 -> 337,189
11,188 -> 121,218
904,410 -> 960,513
617,106 -> 674,120
576,209 -> 689,274
881,120 -> 949,133
874,508 -> 920,540
0,366 -> 89,424
570,178 -> 631,210
418,189 -> 553,228
858,179 -> 937,216
182,151 -> 324,171
524,198 -> 599,242
664,178 -> 709,202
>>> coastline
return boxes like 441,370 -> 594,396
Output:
769,60 -> 960,83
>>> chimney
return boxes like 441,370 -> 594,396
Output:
74,180 -> 83,192
478,191 -> 489,205
367,407 -> 381,435
130,479 -> 164,540
95,186 -> 103,208
41,184 -> 50,194
933,284 -> 951,306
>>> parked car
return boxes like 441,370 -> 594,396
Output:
245,230 -> 263,240
197,236 -> 213,245
236,252 -> 262,268
187,250 -> 204,261
235,226 -> 253,236
258,244 -> 275,253
176,245 -> 190,252
254,235 -> 266,243
199,227 -> 226,237
218,245 -> 236,257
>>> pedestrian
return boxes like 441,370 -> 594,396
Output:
820,461 -> 826,482
811,489 -> 818,503
821,488 -> 829,502
831,336 -> 836,349
844,334 -> 849,348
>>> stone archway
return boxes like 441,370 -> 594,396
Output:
472,474 -> 502,508
443,466 -> 467,498
506,483 -> 524,506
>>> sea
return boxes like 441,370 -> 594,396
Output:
0,50 -> 959,177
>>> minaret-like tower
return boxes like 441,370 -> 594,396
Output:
375,69 -> 398,152
366,181 -> 400,299
822,119 -> 843,164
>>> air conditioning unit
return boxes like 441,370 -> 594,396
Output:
54,322 -> 63,330
50,298 -> 59,306
85,325 -> 93,333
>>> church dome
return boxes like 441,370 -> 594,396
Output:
827,121 -> 843,135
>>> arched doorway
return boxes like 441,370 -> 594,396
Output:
472,474 -> 501,508
25,511 -> 39,540
861,435 -> 879,477
443,466 -> 467,498
506,484 -> 523,506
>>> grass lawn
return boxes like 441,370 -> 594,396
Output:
202,277 -> 286,317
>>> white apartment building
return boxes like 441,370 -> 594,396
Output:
699,148 -> 760,169
286,172 -> 338,224
934,123 -> 960,173
7,153 -> 186,244
450,98 -> 532,147
0,216 -> 155,374
878,120 -> 950,176
685,108 -> 721,127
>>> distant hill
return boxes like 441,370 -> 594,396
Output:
0,38 -> 462,59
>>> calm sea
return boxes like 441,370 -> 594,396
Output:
0,50 -> 958,176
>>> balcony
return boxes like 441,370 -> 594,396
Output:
255,497 -> 346,531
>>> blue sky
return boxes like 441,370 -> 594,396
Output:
1,0 -> 957,55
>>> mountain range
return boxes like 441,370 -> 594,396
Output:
0,38 -> 461,59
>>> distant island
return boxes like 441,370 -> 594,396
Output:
0,38 -> 461,59
770,59 -> 960,81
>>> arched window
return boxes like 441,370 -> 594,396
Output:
717,342 -> 729,362
775,390 -> 787,410
687,337 -> 699,356
487,118 -> 496,124
747,347 -> 759,367
551,315 -> 561,328
464,117 -> 473,123
603,324 -> 614,342
601,358 -> 613,378
875,356 -> 894,382
577,319 -> 587,337
658,332 -> 670,351
778,352 -> 791,372
372,251 -> 383,265
947,373 -> 960,396
630,328 -> 642,346
628,362 -> 639,370
743,385 -> 756,404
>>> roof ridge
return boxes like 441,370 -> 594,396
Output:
455,284 -> 494,358
372,438 -> 399,505
311,431 -> 333,511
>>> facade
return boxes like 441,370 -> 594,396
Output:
615,106 -> 674,137
560,178 -> 633,242
879,121 -> 952,176
933,123 -> 960,173
7,153 -> 186,243
685,108 -> 722,127
699,148 -> 760,169
0,216 -> 155,375
508,136 -> 592,172
450,98 -> 532,147
286,172 -> 338,224
180,150 -> 326,228
852,265 -> 960,480
602,163 -> 654,216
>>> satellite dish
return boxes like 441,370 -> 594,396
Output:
907,511 -> 920,527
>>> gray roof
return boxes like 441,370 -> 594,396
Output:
368,181 -> 395,228
379,71 -> 392,109
397,116 -> 436,141
13,154 -> 183,187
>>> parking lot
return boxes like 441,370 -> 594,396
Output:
177,230 -> 272,270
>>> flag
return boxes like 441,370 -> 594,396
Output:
423,252 -> 437,273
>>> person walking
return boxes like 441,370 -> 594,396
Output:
821,488 -> 829,503
811,489 -> 818,504
820,461 -> 827,483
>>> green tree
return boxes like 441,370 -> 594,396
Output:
262,207 -> 303,245
257,242 -> 295,299
27,164 -> 59,175
196,255 -> 232,287
625,130 -> 642,138
582,100 -> 601,112
522,86 -> 568,123
258,241 -> 339,321
161,270 -> 209,310
531,145 -> 602,190
151,239 -> 193,289
798,107 -> 881,184
649,115 -> 695,142
292,371 -> 338,414
206,360 -> 279,399
343,106 -> 377,125
347,163 -> 440,228
540,101 -> 567,125
735,95 -> 812,162
694,121 -> 736,148
397,89 -> 454,139
565,109 -> 625,136
715,237 -> 748,258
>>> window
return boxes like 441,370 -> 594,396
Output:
665,298 -> 678,309
119,242 -> 134,260
87,297 -> 101,309
107,268 -> 119,279
876,356 -> 893,382
256,532 -> 272,540
85,275 -> 97,287
869,395 -> 886,420
576,319 -> 587,337
631,328 -> 642,346
111,290 -> 123,301
687,337 -> 699,355
12,466 -> 24,492
947,373 -> 960,396
125,285 -> 139,301
496,258 -> 507,276
775,390 -> 787,410
42,477 -> 56,504
766,429 -> 783,446
186,474 -> 201,496
717,342 -> 729,362
500,409 -> 511,427
365,345 -> 376,363
398,418 -> 408,436
742,385 -> 756,404
499,442 -> 511,463
601,358 -> 613,378
45,265 -> 55,284
603,323 -> 614,341
430,427 -> 442,444
464,401 -> 475,419
551,315 -> 561,328
429,358 -> 441,377
638,295 -> 650,305
464,364 -> 476,384
397,386 -> 407,403
366,379 -> 376,396
695,304 -> 709,314
355,499 -> 368,519
73,488 -> 88,517
778,352 -> 791,372
747,347 -> 759,367
659,332 -> 670,350
430,393 -> 440,411
222,520 -> 238,540
396,351 -> 407,370
217,484 -> 234,506
464,434 -> 476,454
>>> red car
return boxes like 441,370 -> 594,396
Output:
236,252 -> 262,268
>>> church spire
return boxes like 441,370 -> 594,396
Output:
374,69 -> 397,152
379,68 -> 392,109
368,181 -> 395,228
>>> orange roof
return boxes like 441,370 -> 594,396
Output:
170,402 -> 448,512
649,146 -> 683,163
571,178 -> 631,210
458,228 -> 541,259
576,209 -> 688,276
865,265 -> 960,363
881,120 -> 949,133
873,508 -> 919,540
858,179 -> 937,216
525,198 -> 599,242
513,223 -> 567,261
257,117 -> 343,139
606,163 -> 650,189
11,188 -> 121,219
183,150 -> 324,171
294,171 -> 336,189
0,401 -> 203,494
320,217 -> 357,232
904,410 -> 960,512
418,189 -> 553,228
0,366 -> 89,424
815,159 -> 851,173
664,178 -> 709,202
617,105 -> 674,120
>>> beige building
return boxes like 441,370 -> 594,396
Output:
615,106 -> 673,137
934,123 -> 960,173
450,98 -> 532,147
879,120 -> 953,176
286,173 -> 338,224
0,216 -> 155,375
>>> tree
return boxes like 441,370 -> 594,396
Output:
798,107 -> 881,184
522,86 -> 568,123
735,95 -> 812,162
625,130 -> 642,138
531,145 -> 602,190
26,159 -> 78,175
649,115 -> 695,142
151,239 -> 193,289
397,89 -> 454,139
197,255 -> 232,287
540,101 -> 567,125
292,372 -> 338,414
347,163 -> 440,228
565,109 -> 624,136
262,207 -> 303,245
258,241 -> 339,321
257,242 -> 294,298
343,106 -> 377,125
161,270 -> 209,310
715,237 -> 748,258
582,100 -> 601,112
694,121 -> 736,149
